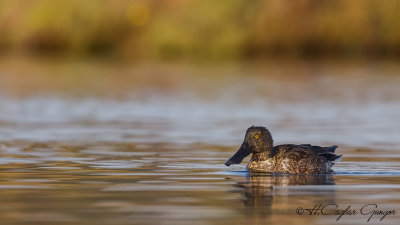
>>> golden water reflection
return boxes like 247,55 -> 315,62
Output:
0,141 -> 399,225
1,60 -> 400,224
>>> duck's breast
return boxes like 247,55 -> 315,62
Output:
247,158 -> 275,172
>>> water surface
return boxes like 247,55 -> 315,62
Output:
0,61 -> 400,224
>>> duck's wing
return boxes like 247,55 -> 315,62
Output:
274,144 -> 342,162
297,144 -> 338,153
274,144 -> 342,173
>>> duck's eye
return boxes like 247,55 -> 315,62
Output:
254,134 -> 259,139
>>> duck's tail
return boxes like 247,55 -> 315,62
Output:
332,154 -> 343,162
325,145 -> 338,152
319,152 -> 343,162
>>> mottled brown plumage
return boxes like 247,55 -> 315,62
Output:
225,126 -> 342,174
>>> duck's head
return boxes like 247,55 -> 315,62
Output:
225,126 -> 273,166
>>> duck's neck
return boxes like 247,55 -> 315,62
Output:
250,140 -> 275,161
250,151 -> 272,162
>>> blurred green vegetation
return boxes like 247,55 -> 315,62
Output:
0,0 -> 400,60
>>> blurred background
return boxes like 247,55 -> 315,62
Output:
1,1 -> 400,225
0,0 -> 399,98
0,0 -> 400,60
0,0 -> 400,161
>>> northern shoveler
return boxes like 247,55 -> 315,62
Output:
225,126 -> 342,174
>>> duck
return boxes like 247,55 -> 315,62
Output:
224,126 -> 343,174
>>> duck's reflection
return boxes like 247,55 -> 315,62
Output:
234,173 -> 336,216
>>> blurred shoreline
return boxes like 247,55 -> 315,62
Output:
1,0 -> 400,61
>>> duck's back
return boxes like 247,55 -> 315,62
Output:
247,144 -> 342,174
273,144 -> 341,174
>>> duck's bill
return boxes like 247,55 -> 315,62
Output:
224,142 -> 251,166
